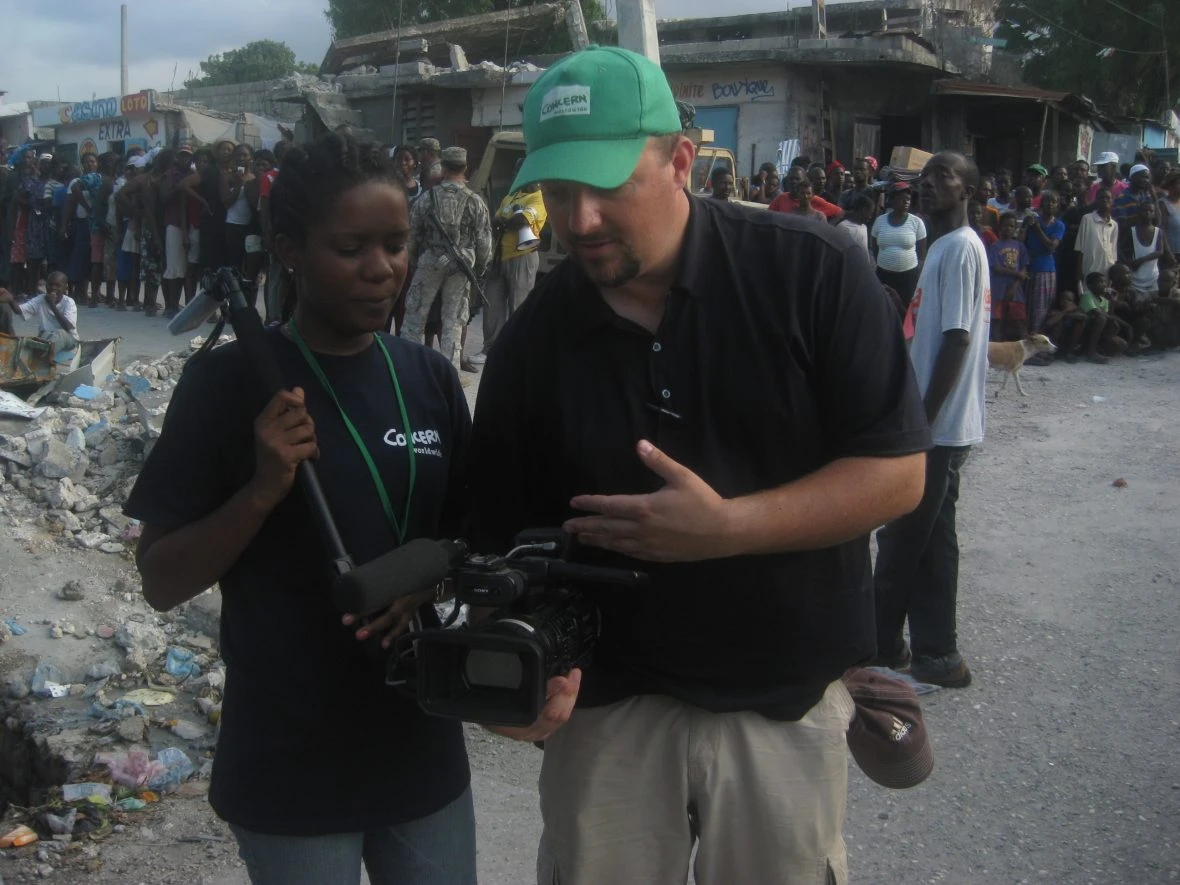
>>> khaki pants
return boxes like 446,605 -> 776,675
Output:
537,682 -> 855,885
482,249 -> 539,353
401,255 -> 469,369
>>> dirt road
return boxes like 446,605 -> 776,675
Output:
1,308 -> 1177,883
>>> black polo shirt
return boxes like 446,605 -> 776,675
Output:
467,196 -> 931,721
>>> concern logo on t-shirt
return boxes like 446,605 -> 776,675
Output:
540,85 -> 591,122
383,428 -> 444,458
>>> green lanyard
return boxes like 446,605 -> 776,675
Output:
287,321 -> 417,545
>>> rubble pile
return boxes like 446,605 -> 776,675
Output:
1,576 -> 225,878
0,345 -> 202,555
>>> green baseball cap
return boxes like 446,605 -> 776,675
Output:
510,46 -> 682,192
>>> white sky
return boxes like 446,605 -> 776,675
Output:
1,0 -> 830,105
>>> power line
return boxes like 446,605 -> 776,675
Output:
1095,0 -> 1159,29
1010,1 -> 1165,56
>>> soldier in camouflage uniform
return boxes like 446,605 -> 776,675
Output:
403,146 -> 493,369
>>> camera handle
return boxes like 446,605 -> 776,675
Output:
215,267 -> 355,579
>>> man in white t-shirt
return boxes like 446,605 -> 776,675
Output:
0,271 -> 80,363
873,151 -> 990,689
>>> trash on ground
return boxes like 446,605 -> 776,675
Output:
61,782 -> 112,804
95,748 -> 166,788
120,688 -> 174,706
164,646 -> 200,679
44,808 -> 78,835
0,824 -> 40,848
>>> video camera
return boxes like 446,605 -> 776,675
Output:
332,530 -> 646,727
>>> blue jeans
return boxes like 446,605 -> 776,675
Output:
874,445 -> 971,663
230,786 -> 477,885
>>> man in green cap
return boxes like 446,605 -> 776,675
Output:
1025,162 -> 1048,207
467,45 -> 930,884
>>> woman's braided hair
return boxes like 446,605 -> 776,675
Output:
270,131 -> 403,245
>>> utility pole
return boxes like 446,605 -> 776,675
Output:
1162,8 -> 1171,123
120,4 -> 129,97
617,0 -> 660,64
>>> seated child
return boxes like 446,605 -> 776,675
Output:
1065,271 -> 1128,363
1160,268 -> 1179,298
1150,269 -> 1180,349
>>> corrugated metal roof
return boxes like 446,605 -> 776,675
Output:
932,81 -> 1070,102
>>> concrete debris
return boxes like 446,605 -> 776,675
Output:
0,344 -> 214,555
8,673 -> 31,699
170,719 -> 208,741
59,578 -> 96,600
117,715 -> 148,743
114,621 -> 168,670
85,661 -> 122,681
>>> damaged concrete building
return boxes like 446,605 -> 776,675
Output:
270,0 -> 1116,179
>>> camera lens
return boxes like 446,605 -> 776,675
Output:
463,648 -> 523,690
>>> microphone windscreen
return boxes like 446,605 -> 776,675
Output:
168,290 -> 221,335
332,538 -> 453,614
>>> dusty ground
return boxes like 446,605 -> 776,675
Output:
1,307 -> 1178,883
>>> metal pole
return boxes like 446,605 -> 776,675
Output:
1162,9 -> 1171,122
120,5 -> 129,97
1038,101 -> 1049,164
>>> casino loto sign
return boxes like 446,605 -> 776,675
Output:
34,91 -> 155,127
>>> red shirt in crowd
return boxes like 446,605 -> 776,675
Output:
768,192 -> 844,219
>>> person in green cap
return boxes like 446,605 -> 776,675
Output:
1024,162 -> 1048,208
466,45 -> 931,885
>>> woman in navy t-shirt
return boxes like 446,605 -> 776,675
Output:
125,133 -> 476,885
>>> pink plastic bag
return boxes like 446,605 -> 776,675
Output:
94,748 -> 166,788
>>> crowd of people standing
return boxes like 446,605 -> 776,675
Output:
740,147 -> 1180,362
0,131 -> 532,377
0,139 -> 282,320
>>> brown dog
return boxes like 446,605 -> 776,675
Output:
987,334 -> 1057,397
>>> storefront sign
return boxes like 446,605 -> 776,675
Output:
710,77 -> 776,101
669,72 -> 782,106
98,120 -> 133,141
121,91 -> 153,115
58,97 -> 120,124
32,91 -> 155,127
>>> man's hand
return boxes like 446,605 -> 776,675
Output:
486,669 -> 582,742
246,388 -> 318,512
563,440 -> 734,562
342,588 -> 434,649
0,288 -> 13,305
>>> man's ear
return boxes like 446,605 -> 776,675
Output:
669,135 -> 696,192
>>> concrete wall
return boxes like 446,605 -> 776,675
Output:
1,115 -> 34,147
165,80 -> 303,124
350,90 -> 473,147
471,85 -> 530,128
